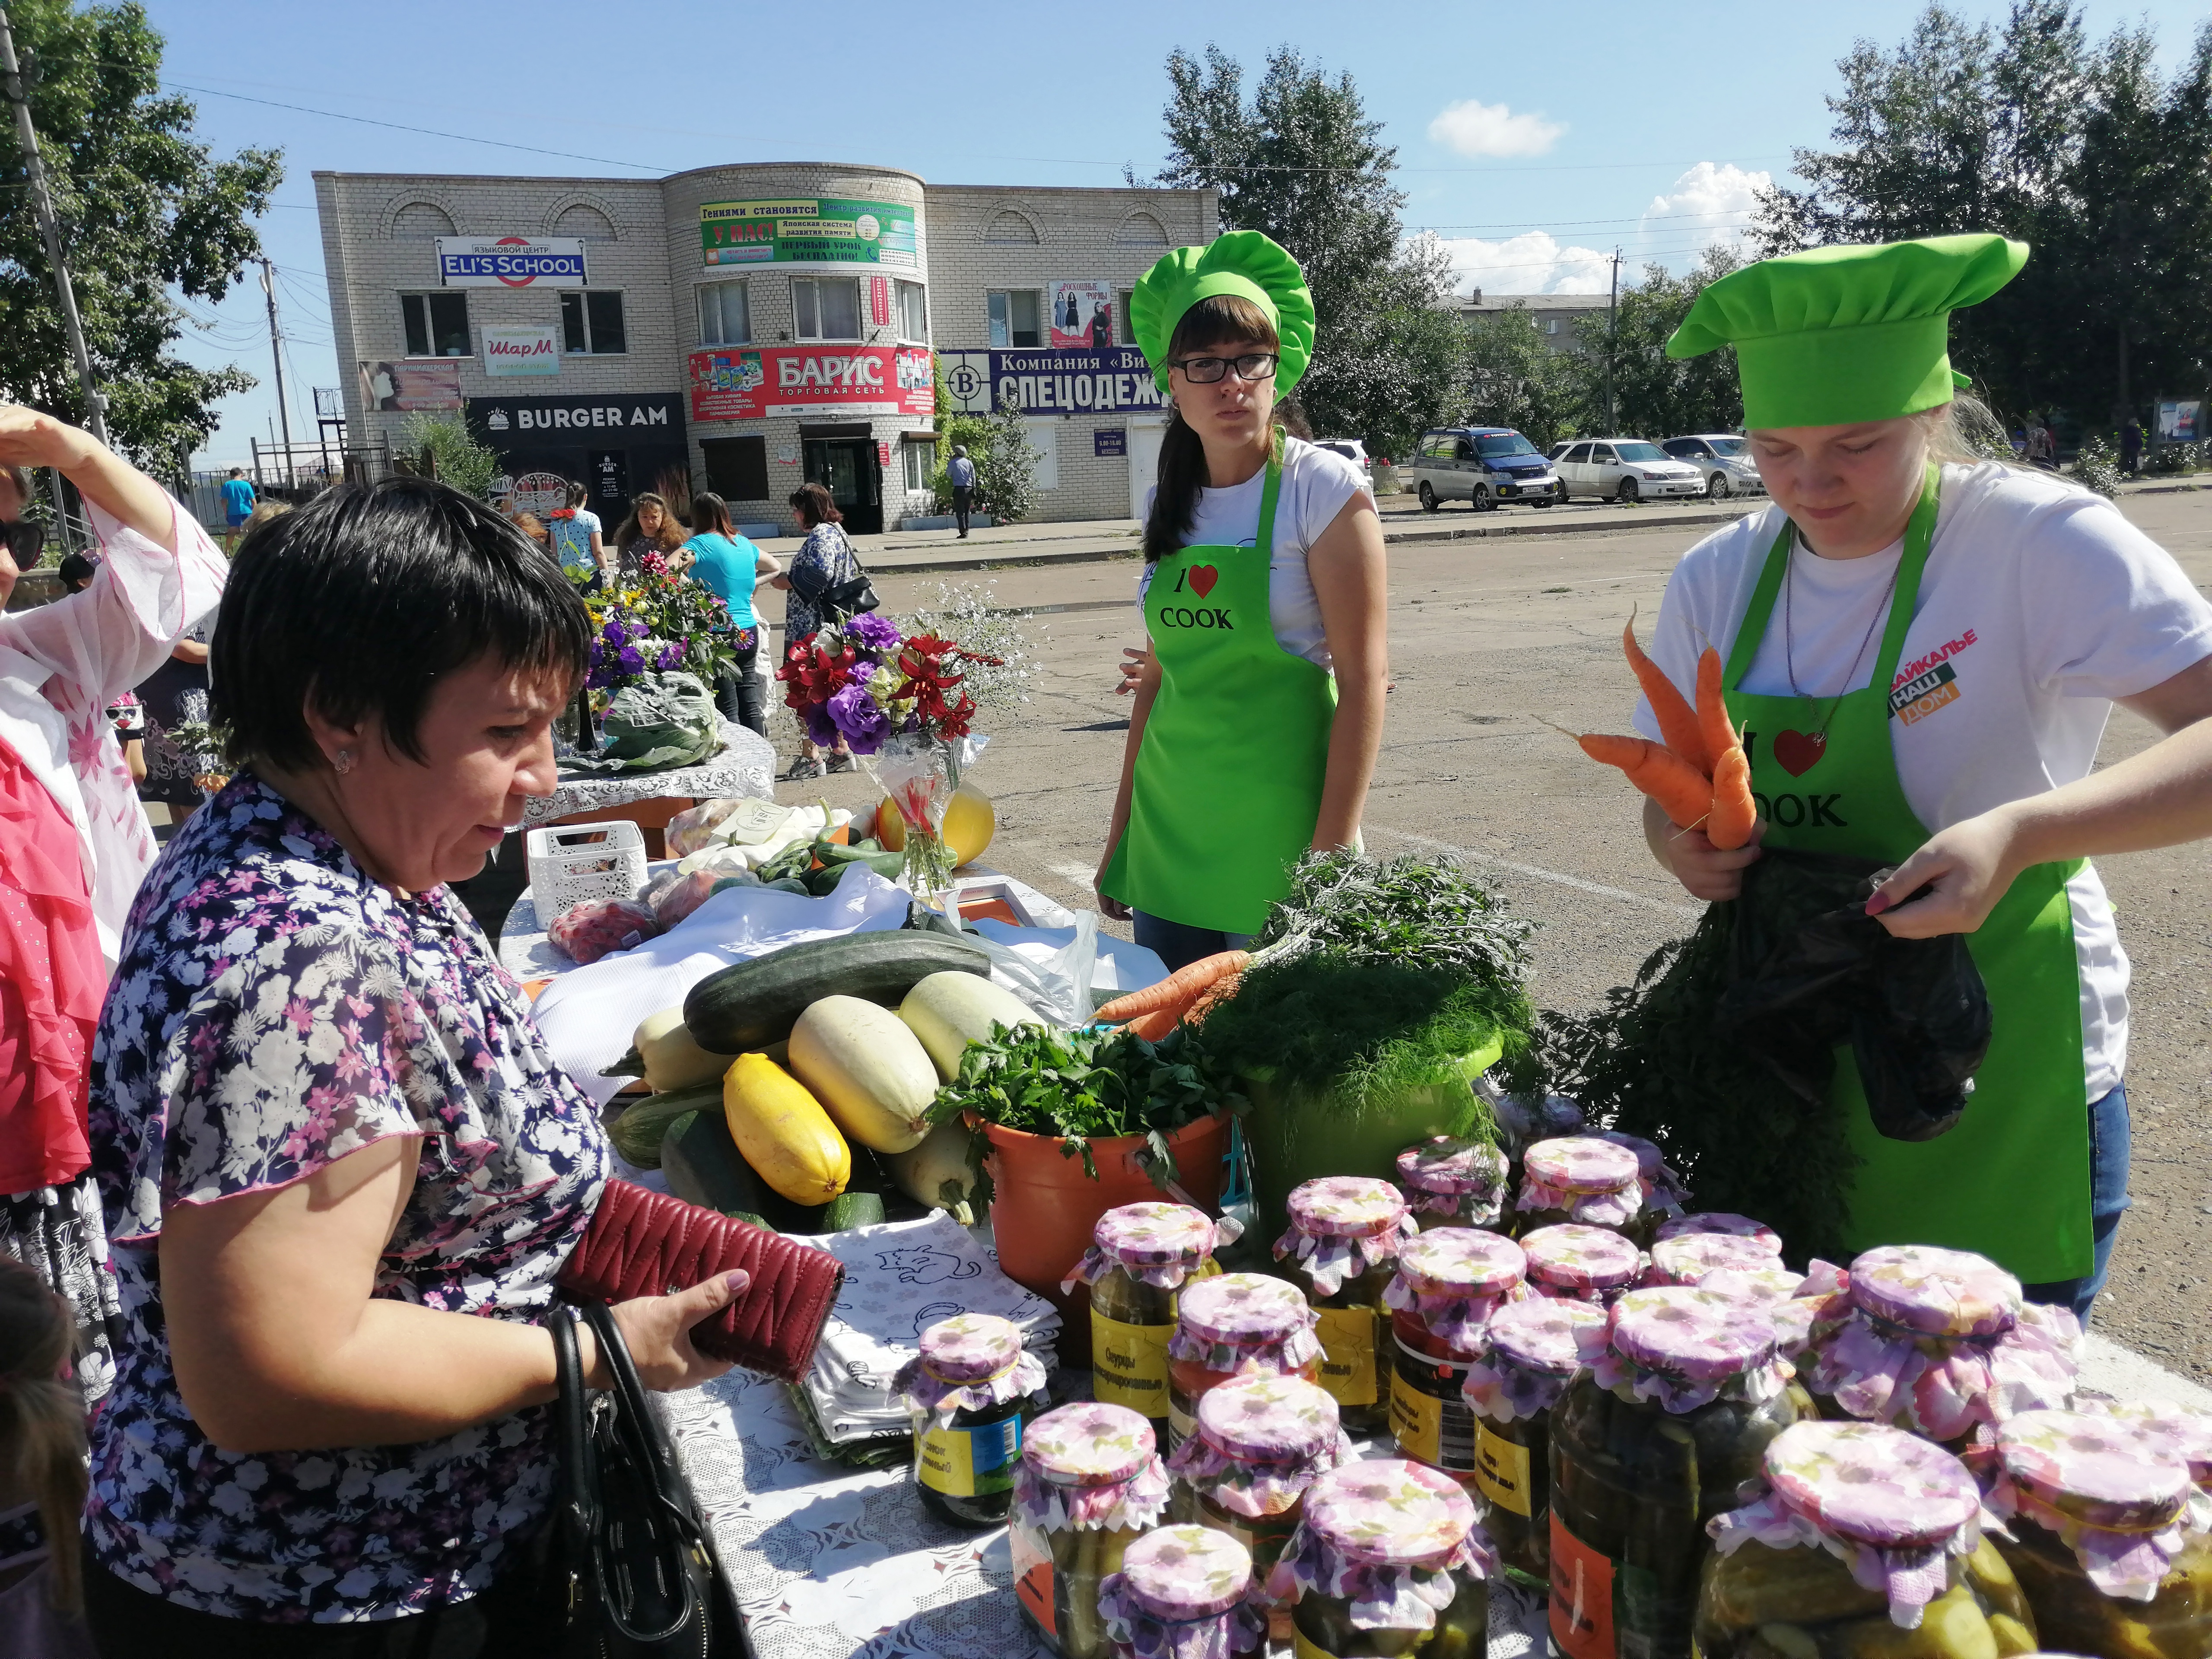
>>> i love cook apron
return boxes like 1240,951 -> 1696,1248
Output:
1722,468 -> 2093,1283
1100,445 -> 1337,935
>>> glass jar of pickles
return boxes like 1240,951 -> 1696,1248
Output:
1597,1129 -> 1690,1225
1643,1230 -> 1787,1290
1383,1228 -> 1528,1482
1266,1458 -> 1498,1659
1519,1222 -> 1643,1306
1798,1245 -> 2079,1447
1459,1296 -> 1607,1592
1394,1136 -> 1511,1232
1012,1402 -> 1173,1659
1097,1525 -> 1267,1659
1272,1177 -> 1417,1436
1167,1273 -> 1323,1451
1063,1202 -> 1236,1429
1697,1420 -> 2037,1659
893,1313 -> 1051,1528
1548,1285 -> 1803,1659
1513,1136 -> 1646,1243
1988,1407 -> 2212,1659
1166,1372 -> 1348,1639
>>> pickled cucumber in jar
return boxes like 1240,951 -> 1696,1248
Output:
1459,1295 -> 1605,1591
1512,1135 -> 1646,1243
1273,1178 -> 1417,1437
1064,1201 -> 1231,1427
1009,1402 -> 1172,1659
1394,1136 -> 1511,1233
893,1313 -> 1049,1529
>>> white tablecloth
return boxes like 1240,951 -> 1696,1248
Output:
521,721 -> 776,829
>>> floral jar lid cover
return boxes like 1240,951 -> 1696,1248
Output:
1170,1272 -> 1323,1373
1990,1408 -> 2205,1601
1395,1137 -> 1510,1205
1595,1285 -> 1792,1414
1845,1244 -> 2022,1338
1709,1421 -> 1983,1629
1517,1136 -> 1643,1227
1276,1177 -> 1416,1298
1597,1129 -> 1692,1214
1653,1211 -> 1784,1252
1382,1228 -> 1529,1352
1265,1459 -> 1498,1633
1097,1523 -> 1269,1659
1166,1373 -> 1351,1520
1701,1264 -> 1812,1307
1647,1232 -> 1786,1288
1063,1201 -> 1242,1294
1463,1297 -> 1609,1424
1520,1222 -> 1644,1299
892,1312 -> 1049,1427
1014,1401 -> 1171,1535
2077,1395 -> 2212,1492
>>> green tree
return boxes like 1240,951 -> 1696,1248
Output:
979,391 -> 1042,524
1460,305 -> 1585,453
1568,248 -> 1745,440
400,412 -> 498,500
0,1 -> 283,467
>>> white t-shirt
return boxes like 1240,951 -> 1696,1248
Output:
1634,461 -> 2212,1098
1138,435 -> 1372,667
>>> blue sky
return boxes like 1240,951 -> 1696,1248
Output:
138,0 -> 2212,467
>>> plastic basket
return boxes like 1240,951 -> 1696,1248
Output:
526,821 -> 648,917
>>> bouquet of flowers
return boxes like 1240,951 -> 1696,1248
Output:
579,549 -> 739,698
777,614 -> 1001,902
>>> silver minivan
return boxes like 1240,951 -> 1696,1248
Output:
1408,427 -> 1560,511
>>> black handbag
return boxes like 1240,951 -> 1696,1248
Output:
548,1302 -> 744,1657
793,525 -> 879,624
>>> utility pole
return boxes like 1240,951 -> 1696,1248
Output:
0,7 -> 108,446
258,257 -> 294,454
1604,249 -> 1621,435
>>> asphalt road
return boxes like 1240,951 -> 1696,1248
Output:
712,488 -> 2207,1380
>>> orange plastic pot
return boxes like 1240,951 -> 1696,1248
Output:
983,1110 -> 1232,1365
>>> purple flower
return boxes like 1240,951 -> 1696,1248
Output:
626,619 -> 648,641
800,704 -> 841,747
658,642 -> 684,671
824,683 -> 891,753
601,620 -> 627,645
616,645 -> 645,675
846,613 -> 903,654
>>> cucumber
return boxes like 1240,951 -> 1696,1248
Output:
683,931 -> 992,1055
820,1191 -> 887,1232
606,1081 -> 726,1168
663,1109 -> 826,1233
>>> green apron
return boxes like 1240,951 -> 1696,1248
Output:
1721,469 -> 2093,1282
1100,447 -> 1338,935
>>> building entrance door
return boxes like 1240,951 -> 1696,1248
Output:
1126,416 -> 1168,522
803,436 -> 882,535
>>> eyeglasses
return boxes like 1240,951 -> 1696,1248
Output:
1169,353 -> 1279,384
0,519 -> 43,565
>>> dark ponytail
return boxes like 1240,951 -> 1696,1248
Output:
1141,294 -> 1285,563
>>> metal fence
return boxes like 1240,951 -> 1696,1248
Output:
183,440 -> 396,529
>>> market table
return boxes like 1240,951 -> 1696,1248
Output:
525,721 -> 777,853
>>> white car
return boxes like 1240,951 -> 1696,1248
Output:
1662,434 -> 1765,499
1312,438 -> 1371,477
1547,439 -> 1706,503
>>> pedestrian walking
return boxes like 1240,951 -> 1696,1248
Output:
1644,234 -> 2212,1318
772,481 -> 867,778
947,444 -> 978,537
0,1257 -> 96,1658
683,491 -> 782,738
217,467 -> 254,549
545,478 -> 607,587
609,489 -> 687,583
2121,415 -> 2143,476
1095,231 -> 1389,971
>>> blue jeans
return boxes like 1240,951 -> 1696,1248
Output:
1131,910 -> 1253,974
2021,1082 -> 2130,1324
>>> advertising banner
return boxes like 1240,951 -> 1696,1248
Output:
2158,399 -> 2202,442
1051,282 -> 1116,350
688,345 -> 934,420
358,358 -> 461,411
491,471 -> 571,517
699,198 -> 919,269
468,392 -> 683,440
937,348 -> 1165,419
436,236 -> 588,288
482,325 -> 560,378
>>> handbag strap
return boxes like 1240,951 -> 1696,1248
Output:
549,1306 -> 596,1553
581,1301 -> 700,1526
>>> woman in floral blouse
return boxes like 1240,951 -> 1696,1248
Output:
82,478 -> 750,1653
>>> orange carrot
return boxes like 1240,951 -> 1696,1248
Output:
1123,1005 -> 1185,1042
1577,732 -> 1713,827
1694,648 -> 1738,770
1624,613 -> 1710,777
1707,745 -> 1757,850
1095,949 -> 1250,1023
1183,971 -> 1243,1028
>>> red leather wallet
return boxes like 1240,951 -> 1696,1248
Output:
558,1179 -> 845,1384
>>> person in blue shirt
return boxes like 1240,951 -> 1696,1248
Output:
219,468 -> 255,548
682,492 -> 782,737
946,445 -> 977,538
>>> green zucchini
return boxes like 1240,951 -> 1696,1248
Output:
663,1109 -> 826,1233
605,1082 -> 725,1168
820,1191 -> 887,1232
682,931 -> 992,1055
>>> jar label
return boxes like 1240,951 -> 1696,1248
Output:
1011,1519 -> 1056,1636
1390,1339 -> 1478,1471
917,1414 -> 1022,1497
1475,1422 -> 1533,1516
1293,1627 -> 1333,1659
1549,1511 -> 1616,1659
1313,1306 -> 1379,1407
1092,1309 -> 1173,1414
1391,1375 -> 1445,1464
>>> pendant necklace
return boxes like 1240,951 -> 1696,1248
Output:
1784,526 -> 1899,750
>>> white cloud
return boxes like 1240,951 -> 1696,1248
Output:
1642,162 -> 1772,256
1437,232 -> 1613,297
1427,99 -> 1565,159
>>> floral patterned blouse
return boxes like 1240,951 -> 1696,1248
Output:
84,775 -> 611,1623
782,522 -> 859,648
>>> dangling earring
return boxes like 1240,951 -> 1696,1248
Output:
333,750 -> 354,775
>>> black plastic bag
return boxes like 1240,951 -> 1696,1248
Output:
1712,849 -> 1991,1142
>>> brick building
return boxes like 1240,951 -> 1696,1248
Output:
315,162 -> 1215,531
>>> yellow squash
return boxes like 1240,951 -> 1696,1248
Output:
897,970 -> 1042,1081
721,1053 -> 850,1205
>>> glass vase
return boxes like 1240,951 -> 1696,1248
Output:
859,732 -> 958,910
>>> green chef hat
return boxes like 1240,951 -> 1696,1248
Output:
1130,229 -> 1317,394
1666,234 -> 2028,429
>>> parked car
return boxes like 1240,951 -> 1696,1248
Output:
1408,427 -> 1560,511
1547,438 -> 1705,503
1661,434 -> 1765,498
1312,438 -> 1372,478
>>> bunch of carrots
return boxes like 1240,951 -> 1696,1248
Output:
1575,615 -> 1757,850
1095,949 -> 1249,1040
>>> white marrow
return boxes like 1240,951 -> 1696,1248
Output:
786,995 -> 938,1153
898,972 -> 1043,1081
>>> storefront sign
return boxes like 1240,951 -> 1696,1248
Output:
491,470 -> 569,516
871,275 -> 892,328
1094,428 -> 1127,458
937,348 -> 1165,419
482,325 -> 560,378
358,358 -> 461,411
2158,399 -> 2202,442
1051,281 -> 1116,350
437,236 -> 588,288
687,345 -> 934,420
699,198 -> 919,268
877,441 -> 892,468
468,391 -> 683,437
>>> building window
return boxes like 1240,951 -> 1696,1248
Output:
1544,318 -> 1560,335
1116,290 -> 1137,347
562,291 -> 626,354
701,435 -> 769,502
988,289 -> 1041,349
896,281 -> 928,343
792,277 -> 861,341
699,281 -> 751,346
401,292 -> 470,357
902,441 -> 931,494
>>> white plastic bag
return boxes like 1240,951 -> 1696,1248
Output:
963,910 -> 1098,1028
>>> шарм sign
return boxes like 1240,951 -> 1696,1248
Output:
437,236 -> 588,288
938,349 -> 1165,419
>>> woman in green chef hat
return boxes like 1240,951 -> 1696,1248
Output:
1095,231 -> 1388,969
1640,234 -> 2212,1317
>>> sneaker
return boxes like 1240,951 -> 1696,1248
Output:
782,756 -> 827,782
825,752 -> 855,774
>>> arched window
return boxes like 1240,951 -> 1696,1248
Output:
1116,212 -> 1168,247
553,203 -> 617,241
391,201 -> 456,238
985,210 -> 1039,244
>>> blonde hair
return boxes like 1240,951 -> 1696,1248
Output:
1925,394 -> 2022,468
0,1259 -> 87,1612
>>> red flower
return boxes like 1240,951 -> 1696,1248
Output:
889,633 -> 998,740
640,550 -> 669,578
777,635 -> 860,709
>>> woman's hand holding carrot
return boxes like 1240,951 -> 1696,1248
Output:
1643,796 -> 1764,901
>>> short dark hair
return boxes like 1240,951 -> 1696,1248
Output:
228,467 -> 243,478
790,482 -> 841,528
56,553 -> 97,590
212,477 -> 591,771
